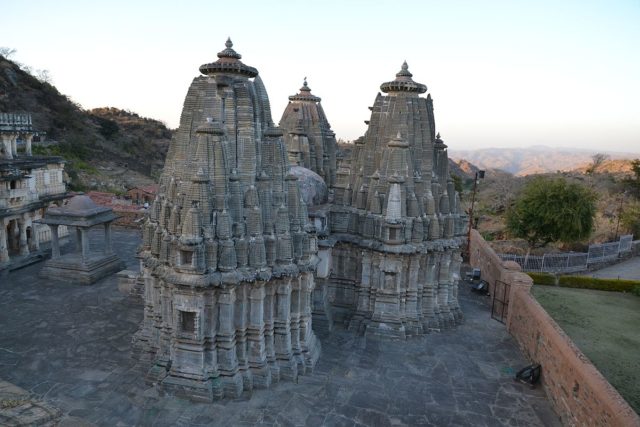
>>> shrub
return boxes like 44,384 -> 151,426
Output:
558,275 -> 640,293
527,272 -> 557,286
631,285 -> 640,297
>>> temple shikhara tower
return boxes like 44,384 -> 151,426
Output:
325,62 -> 465,338
279,79 -> 337,189
135,39 -> 321,401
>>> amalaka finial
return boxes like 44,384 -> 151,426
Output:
402,61 -> 408,71
226,37 -> 233,48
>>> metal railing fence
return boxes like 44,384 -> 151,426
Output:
498,235 -> 633,274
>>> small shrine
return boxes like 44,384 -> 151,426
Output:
38,195 -> 124,284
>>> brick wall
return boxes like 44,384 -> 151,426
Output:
468,229 -> 532,299
469,229 -> 640,426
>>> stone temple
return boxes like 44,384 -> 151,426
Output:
133,40 -> 465,401
322,61 -> 466,338
134,39 -> 321,401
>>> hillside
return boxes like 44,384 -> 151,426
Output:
0,54 -> 172,191
468,162 -> 639,249
450,146 -> 638,176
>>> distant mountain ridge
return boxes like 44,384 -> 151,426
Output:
449,146 -> 638,176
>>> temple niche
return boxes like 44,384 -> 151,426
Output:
134,39 -> 321,402
324,62 -> 466,338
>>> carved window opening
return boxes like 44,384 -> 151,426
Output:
179,310 -> 196,334
389,228 -> 398,241
181,250 -> 193,266
10,180 -> 17,189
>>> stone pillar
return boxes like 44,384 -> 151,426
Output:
299,272 -> 320,370
18,218 -> 29,256
104,222 -> 112,254
50,225 -> 60,258
274,279 -> 297,381
216,287 -> 243,398
263,284 -> 280,381
0,220 -> 9,264
28,222 -> 40,252
234,283 -> 252,391
80,227 -> 90,261
247,282 -> 270,388
1,134 -> 12,160
25,133 -> 33,156
289,277 -> 304,374
11,134 -> 18,158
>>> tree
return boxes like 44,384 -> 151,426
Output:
623,159 -> 640,199
621,202 -> 640,237
506,177 -> 597,248
586,153 -> 609,174
0,47 -> 17,59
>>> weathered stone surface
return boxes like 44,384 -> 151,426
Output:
289,165 -> 328,206
134,39 -> 320,401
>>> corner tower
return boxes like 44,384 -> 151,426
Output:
135,39 -> 320,401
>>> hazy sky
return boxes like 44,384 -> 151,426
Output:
3,0 -> 639,153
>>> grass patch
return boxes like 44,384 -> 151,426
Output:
532,286 -> 640,414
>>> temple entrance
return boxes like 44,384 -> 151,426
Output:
26,226 -> 33,249
6,220 -> 19,254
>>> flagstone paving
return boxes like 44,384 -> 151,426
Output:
0,227 -> 560,426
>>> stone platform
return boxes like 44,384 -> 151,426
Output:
0,227 -> 560,426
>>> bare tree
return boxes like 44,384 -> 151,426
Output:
0,47 -> 17,59
35,69 -> 52,84
587,153 -> 609,174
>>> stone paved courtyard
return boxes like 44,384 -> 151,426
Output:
0,228 -> 560,426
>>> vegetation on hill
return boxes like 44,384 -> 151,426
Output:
506,177 -> 597,248
468,158 -> 639,250
0,52 -> 172,191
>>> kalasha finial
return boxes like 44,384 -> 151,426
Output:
300,77 -> 311,92
396,61 -> 413,78
226,37 -> 233,48
436,132 -> 441,139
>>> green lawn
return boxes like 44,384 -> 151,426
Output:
532,286 -> 640,414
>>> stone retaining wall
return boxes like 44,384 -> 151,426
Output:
469,229 -> 640,426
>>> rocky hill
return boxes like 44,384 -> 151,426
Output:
0,54 -> 172,191
450,146 -> 638,176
